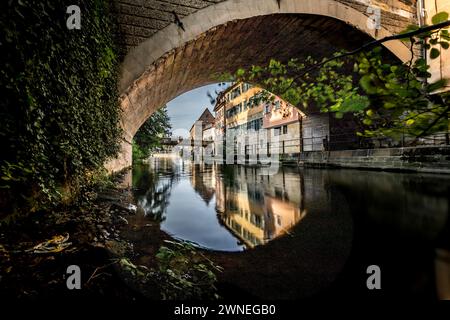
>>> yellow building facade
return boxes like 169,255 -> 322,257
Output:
214,82 -> 305,160
214,166 -> 307,248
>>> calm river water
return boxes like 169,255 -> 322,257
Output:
130,156 -> 450,299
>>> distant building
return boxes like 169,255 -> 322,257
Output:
188,108 -> 216,159
263,96 -> 305,156
214,83 -> 264,159
213,82 -> 305,160
187,82 -> 349,162
189,108 -> 215,139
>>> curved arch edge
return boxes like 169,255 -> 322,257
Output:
119,0 -> 411,94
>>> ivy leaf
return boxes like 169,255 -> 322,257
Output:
363,118 -> 372,125
427,79 -> 447,92
235,68 -> 245,78
402,24 -> 420,33
431,12 -> 449,25
430,48 -> 440,59
360,75 -> 377,94
341,95 -> 370,112
439,41 -> 449,49
441,30 -> 450,41
400,25 -> 419,41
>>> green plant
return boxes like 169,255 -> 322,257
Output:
132,142 -> 146,162
116,240 -> 223,300
225,12 -> 450,142
133,105 -> 172,161
155,240 -> 223,300
0,0 -> 122,213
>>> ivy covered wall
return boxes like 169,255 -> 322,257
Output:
0,0 -> 122,213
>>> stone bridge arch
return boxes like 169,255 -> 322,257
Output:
107,0 -> 418,171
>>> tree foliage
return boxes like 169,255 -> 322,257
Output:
226,12 -> 450,142
0,0 -> 122,214
133,106 -> 172,160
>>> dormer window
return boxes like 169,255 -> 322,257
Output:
274,100 -> 280,110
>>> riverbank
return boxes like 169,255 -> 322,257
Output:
0,168 -> 225,301
0,170 -> 148,300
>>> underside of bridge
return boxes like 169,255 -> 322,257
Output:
106,0 -> 415,171
122,14 -> 379,134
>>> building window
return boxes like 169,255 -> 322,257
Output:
231,86 -> 241,100
257,118 -> 263,131
274,100 -> 280,110
274,127 -> 281,136
227,104 -> 245,118
283,125 -> 288,134
265,104 -> 270,114
245,118 -> 263,131
275,187 -> 283,198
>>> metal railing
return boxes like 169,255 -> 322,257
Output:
175,131 -> 450,162
219,131 -> 450,157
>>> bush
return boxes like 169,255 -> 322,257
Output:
155,240 -> 223,300
117,240 -> 223,300
0,0 -> 122,213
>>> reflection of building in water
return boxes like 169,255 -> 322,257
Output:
435,249 -> 450,300
215,166 -> 307,248
190,163 -> 216,206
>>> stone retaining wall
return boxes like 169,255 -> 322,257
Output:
298,145 -> 450,173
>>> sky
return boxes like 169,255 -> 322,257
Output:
166,83 -> 229,138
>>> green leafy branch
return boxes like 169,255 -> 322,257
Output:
225,12 -> 450,142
